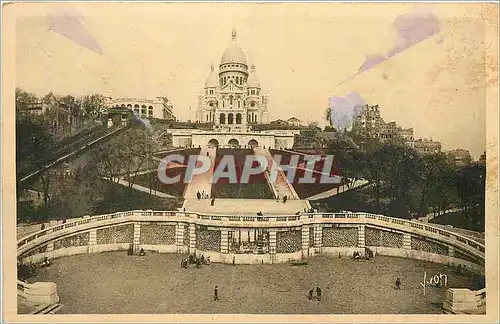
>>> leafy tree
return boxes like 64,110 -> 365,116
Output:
324,107 -> 332,126
85,127 -> 154,203
418,152 -> 457,217
81,94 -> 107,120
455,164 -> 486,230
15,88 -> 39,115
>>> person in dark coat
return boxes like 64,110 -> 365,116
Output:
395,277 -> 401,290
232,256 -> 235,266
213,286 -> 219,301
316,287 -> 322,301
308,288 -> 314,300
211,198 -> 215,206
197,191 -> 201,200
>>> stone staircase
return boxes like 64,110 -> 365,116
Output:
183,146 -> 217,199
253,147 -> 299,200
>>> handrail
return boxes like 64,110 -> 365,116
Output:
17,210 -> 485,259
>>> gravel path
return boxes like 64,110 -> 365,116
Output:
28,252 -> 481,314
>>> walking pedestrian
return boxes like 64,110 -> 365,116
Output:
232,256 -> 235,266
276,195 -> 280,203
211,198 -> 215,206
197,191 -> 201,200
202,191 -> 205,199
308,288 -> 314,300
213,286 -> 219,301
316,286 -> 322,301
395,277 -> 401,290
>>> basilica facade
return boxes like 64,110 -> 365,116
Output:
195,29 -> 269,131
170,30 -> 297,149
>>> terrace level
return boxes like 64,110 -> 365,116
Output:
18,210 -> 484,274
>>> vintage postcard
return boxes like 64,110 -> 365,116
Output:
1,1 -> 498,323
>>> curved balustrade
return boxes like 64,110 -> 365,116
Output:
17,210 -> 485,264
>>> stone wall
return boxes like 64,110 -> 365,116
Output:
22,245 -> 48,258
183,225 -> 190,246
139,223 -> 176,245
322,227 -> 358,247
96,224 -> 134,244
54,232 -> 90,250
366,227 -> 403,248
196,228 -> 221,252
411,236 -> 448,255
276,230 -> 301,253
455,250 -> 480,264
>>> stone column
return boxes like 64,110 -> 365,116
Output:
403,233 -> 412,250
189,223 -> 196,255
89,228 -> 97,245
46,242 -> 54,252
301,225 -> 310,258
221,230 -> 229,254
314,224 -> 322,248
133,222 -> 141,254
448,245 -> 456,258
269,230 -> 277,263
358,225 -> 365,250
175,223 -> 185,253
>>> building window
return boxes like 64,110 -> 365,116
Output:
220,113 -> 226,124
236,113 -> 242,124
250,102 -> 255,107
251,90 -> 255,95
134,109 -> 139,114
148,106 -> 153,116
229,96 -> 233,105
228,113 -> 234,124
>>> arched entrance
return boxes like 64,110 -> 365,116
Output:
248,139 -> 259,148
208,139 -> 219,148
228,139 -> 240,148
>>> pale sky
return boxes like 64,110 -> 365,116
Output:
13,2 -> 498,158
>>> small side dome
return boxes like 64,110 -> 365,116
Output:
205,64 -> 218,88
247,64 -> 260,88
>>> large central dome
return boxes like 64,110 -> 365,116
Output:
220,29 -> 247,65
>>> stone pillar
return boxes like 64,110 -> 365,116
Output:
448,245 -> 456,258
46,242 -> 54,252
189,223 -> 196,255
301,225 -> 310,258
403,233 -> 412,250
314,224 -> 322,248
269,230 -> 277,263
175,223 -> 185,253
221,230 -> 229,254
89,229 -> 97,245
358,225 -> 365,250
133,222 -> 141,254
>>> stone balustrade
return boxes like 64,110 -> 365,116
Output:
17,210 -> 485,271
